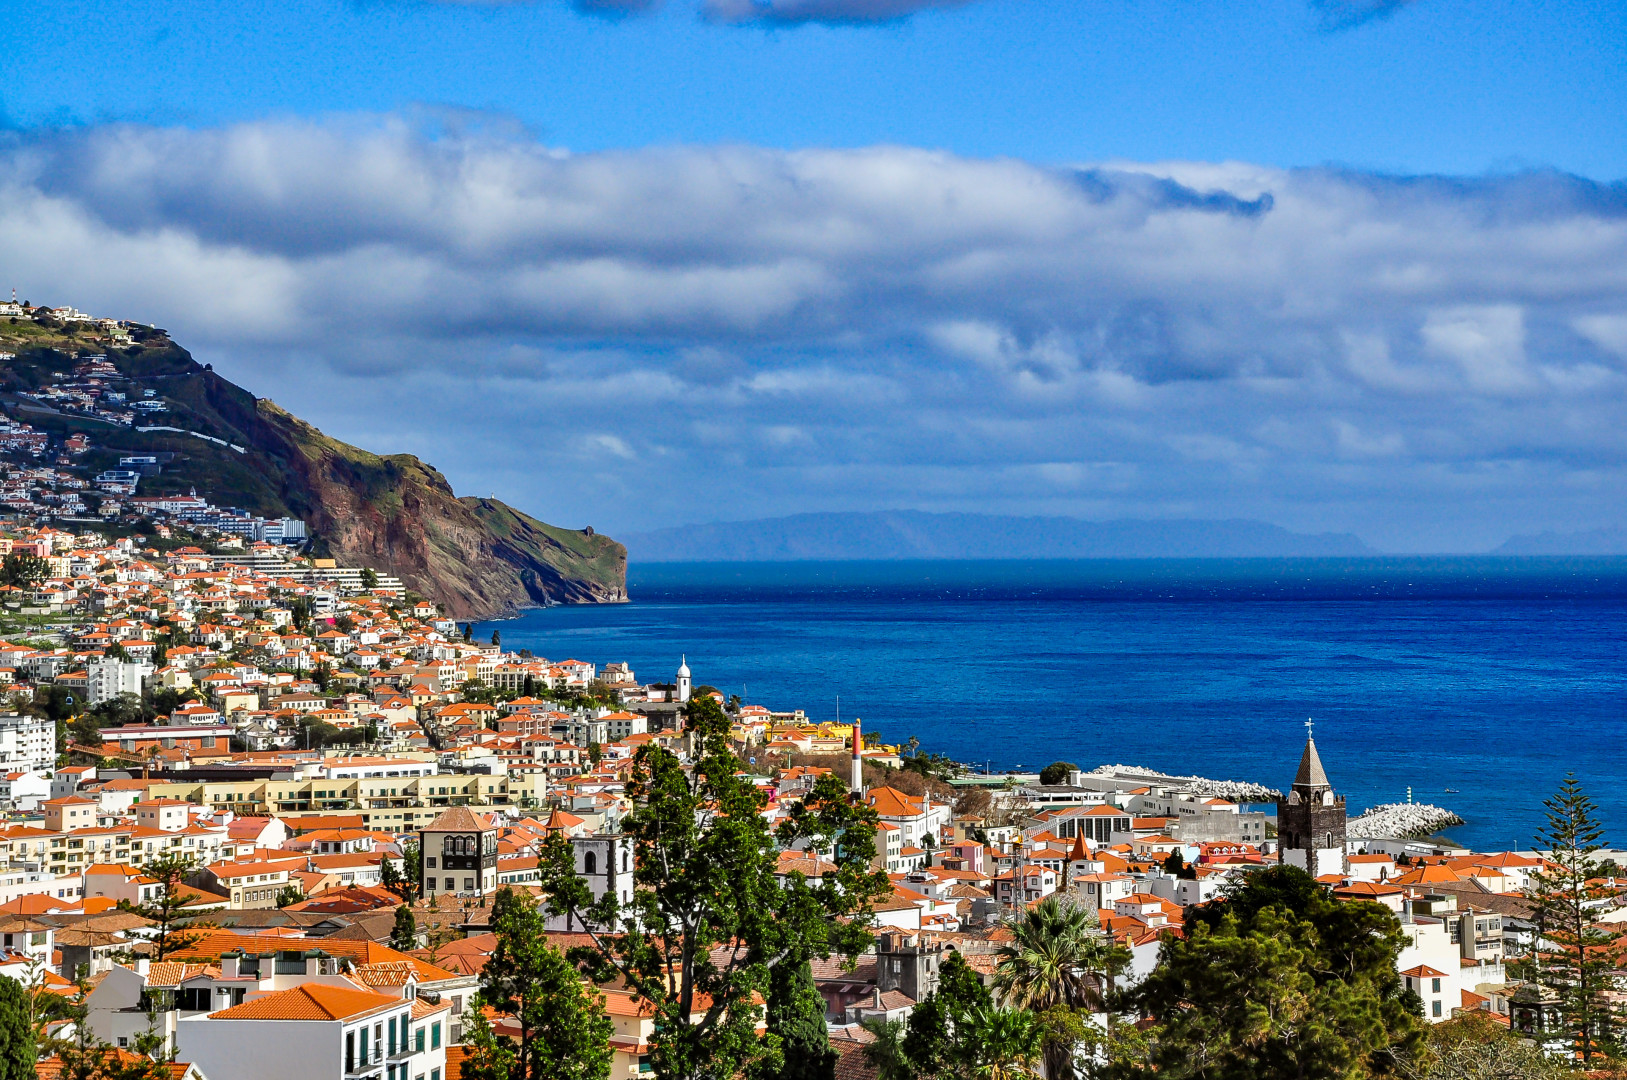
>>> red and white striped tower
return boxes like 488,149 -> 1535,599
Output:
850,717 -> 863,796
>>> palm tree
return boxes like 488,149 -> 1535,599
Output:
993,894 -> 1124,1079
859,1017 -> 913,1080
960,1006 -> 1042,1080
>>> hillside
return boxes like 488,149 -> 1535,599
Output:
1495,527 -> 1627,555
0,318 -> 626,617
623,510 -> 1375,562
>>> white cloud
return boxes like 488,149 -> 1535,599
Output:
2,117 -> 1625,548
1574,314 -> 1627,361
1421,305 -> 1534,396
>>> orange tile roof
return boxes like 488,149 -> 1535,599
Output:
209,982 -> 402,1021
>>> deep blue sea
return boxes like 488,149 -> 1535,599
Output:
473,558 -> 1627,852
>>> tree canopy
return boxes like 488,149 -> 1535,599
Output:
477,888 -> 613,1080
1123,865 -> 1423,1080
1039,762 -> 1079,786
538,693 -> 890,1080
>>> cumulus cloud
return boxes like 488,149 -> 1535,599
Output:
2,118 -> 1625,548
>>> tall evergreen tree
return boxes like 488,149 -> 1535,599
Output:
1517,774 -> 1618,1062
0,976 -> 37,1080
390,904 -> 418,952
537,694 -> 889,1080
481,887 -> 613,1080
458,1003 -> 517,1080
125,853 -> 200,959
766,960 -> 835,1080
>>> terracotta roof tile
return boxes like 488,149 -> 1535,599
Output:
208,982 -> 402,1021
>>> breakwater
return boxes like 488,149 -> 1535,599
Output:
1081,764 -> 1282,802
1348,802 -> 1465,839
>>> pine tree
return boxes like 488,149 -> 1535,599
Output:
1518,774 -> 1618,1062
766,960 -> 835,1080
537,694 -> 889,1080
0,976 -> 37,1080
481,888 -> 613,1080
126,853 -> 200,959
391,904 -> 418,952
460,1002 -> 517,1080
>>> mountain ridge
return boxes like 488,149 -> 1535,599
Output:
1494,527 -> 1627,556
0,320 -> 625,618
623,510 -> 1375,562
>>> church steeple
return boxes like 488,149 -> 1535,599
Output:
1294,731 -> 1331,792
1276,719 -> 1346,878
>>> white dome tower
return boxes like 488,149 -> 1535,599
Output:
676,656 -> 692,704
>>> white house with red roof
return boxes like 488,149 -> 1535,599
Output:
176,980 -> 448,1080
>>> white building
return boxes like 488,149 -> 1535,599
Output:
1395,894 -> 1506,1023
0,713 -> 56,772
86,657 -> 153,706
543,833 -> 635,932
176,981 -> 449,1080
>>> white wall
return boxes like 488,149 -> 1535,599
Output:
177,1016 -> 339,1080
1396,918 -> 1461,1023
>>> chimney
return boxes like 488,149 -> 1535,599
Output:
850,718 -> 863,796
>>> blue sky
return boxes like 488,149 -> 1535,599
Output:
2,0 -> 1626,551
10,0 -> 1625,176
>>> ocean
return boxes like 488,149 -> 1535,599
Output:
472,557 -> 1627,852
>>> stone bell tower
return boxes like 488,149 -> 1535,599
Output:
1276,721 -> 1346,878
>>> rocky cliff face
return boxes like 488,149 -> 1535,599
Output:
1,327 -> 626,619
248,400 -> 627,619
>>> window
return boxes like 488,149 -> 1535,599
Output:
1432,1000 -> 1442,1018
431,1023 -> 441,1050
432,1071 -> 441,1080
445,878 -> 454,891
1431,978 -> 1441,994
347,1032 -> 356,1071
584,851 -> 596,874
389,1016 -> 397,1054
416,1027 -> 425,1053
426,857 -> 436,869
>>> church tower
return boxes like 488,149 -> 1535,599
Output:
1276,723 -> 1346,878
676,656 -> 692,704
